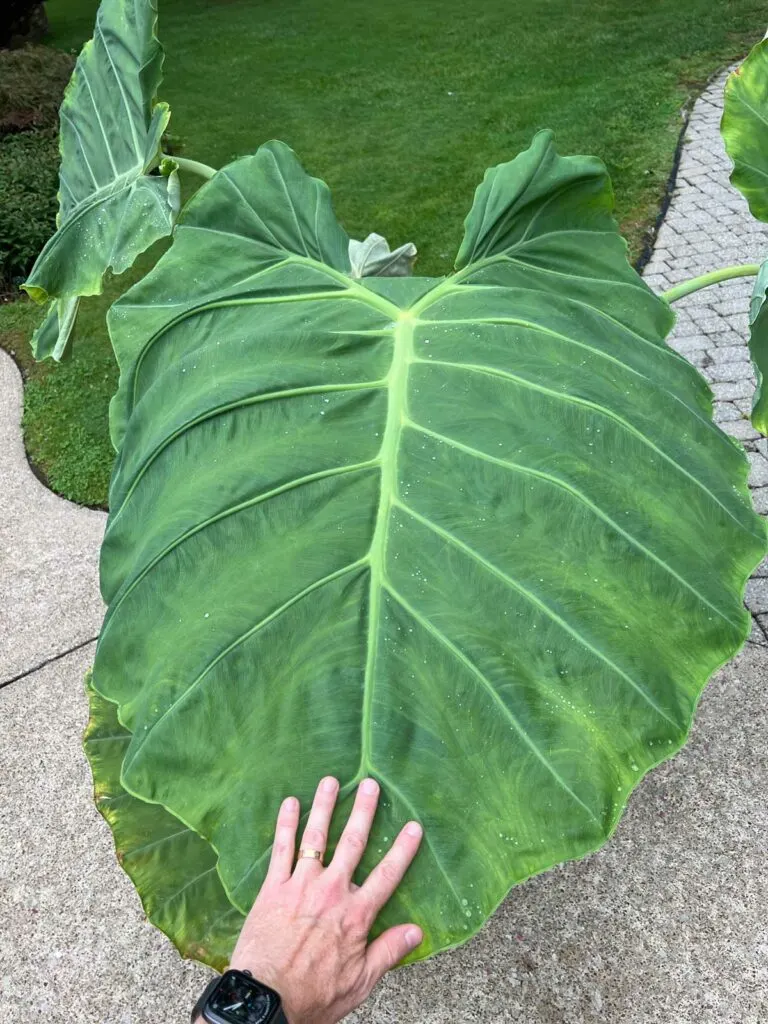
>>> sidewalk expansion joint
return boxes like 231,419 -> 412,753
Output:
0,635 -> 98,692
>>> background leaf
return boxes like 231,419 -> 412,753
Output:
749,264 -> 768,433
348,234 -> 417,278
22,0 -> 179,361
92,136 -> 765,962
722,37 -> 768,221
722,37 -> 768,433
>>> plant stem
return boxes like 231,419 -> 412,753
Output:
660,264 -> 760,303
168,155 -> 217,180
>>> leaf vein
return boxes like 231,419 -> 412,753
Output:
411,358 -> 752,539
103,461 -> 379,630
110,380 -> 384,523
398,427 -> 719,722
95,21 -> 142,160
120,559 -> 369,778
79,65 -> 118,176
375,767 -> 467,910
415,313 -> 726,448
59,111 -> 101,192
384,582 -> 603,820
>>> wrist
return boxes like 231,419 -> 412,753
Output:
228,957 -> 290,1012
230,967 -> 297,1024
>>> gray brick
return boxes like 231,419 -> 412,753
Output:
748,453 -> 768,488
696,317 -> 729,336
672,347 -> 708,367
734,397 -> 756,414
713,403 -> 742,423
709,345 -> 750,363
706,362 -> 752,383
749,487 -> 768,515
713,298 -> 752,317
723,418 -> 761,441
712,330 -> 750,348
745,576 -> 768,613
643,274 -> 669,292
711,380 -> 754,400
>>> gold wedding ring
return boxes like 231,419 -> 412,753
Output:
297,847 -> 323,862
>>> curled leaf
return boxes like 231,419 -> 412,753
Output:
348,233 -> 417,278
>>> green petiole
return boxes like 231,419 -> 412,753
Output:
168,155 -> 218,180
660,264 -> 760,304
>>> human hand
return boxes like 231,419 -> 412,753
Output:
228,776 -> 424,1024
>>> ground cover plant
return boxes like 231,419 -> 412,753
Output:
3,0 -> 767,505
23,0 -> 768,968
0,45 -> 74,293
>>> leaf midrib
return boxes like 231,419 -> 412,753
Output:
359,312 -> 414,774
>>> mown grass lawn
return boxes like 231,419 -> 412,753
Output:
2,0 -> 765,506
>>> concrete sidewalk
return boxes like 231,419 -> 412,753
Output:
0,349 -> 104,682
1,69 -> 767,1023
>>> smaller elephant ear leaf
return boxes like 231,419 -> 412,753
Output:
721,36 -> 768,433
22,0 -> 180,361
722,37 -> 768,223
748,266 -> 768,434
83,674 -> 244,970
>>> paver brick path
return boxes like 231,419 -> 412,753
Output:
642,69 -> 768,641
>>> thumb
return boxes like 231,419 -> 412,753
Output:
365,924 -> 423,984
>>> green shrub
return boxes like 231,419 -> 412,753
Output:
0,45 -> 74,293
0,128 -> 60,293
0,45 -> 73,132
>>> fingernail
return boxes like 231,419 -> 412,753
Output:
282,796 -> 298,813
361,777 -> 379,795
405,926 -> 422,948
405,821 -> 422,838
321,776 -> 339,793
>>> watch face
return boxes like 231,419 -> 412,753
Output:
208,972 -> 279,1024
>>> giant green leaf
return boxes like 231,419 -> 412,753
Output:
91,133 -> 765,962
722,36 -> 768,433
22,0 -> 179,361
83,673 -> 244,969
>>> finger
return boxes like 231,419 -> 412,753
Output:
328,777 -> 380,879
266,796 -> 300,883
365,923 -> 423,983
295,776 -> 339,870
358,820 -> 423,916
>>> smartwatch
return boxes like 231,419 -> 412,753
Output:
192,968 -> 288,1024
